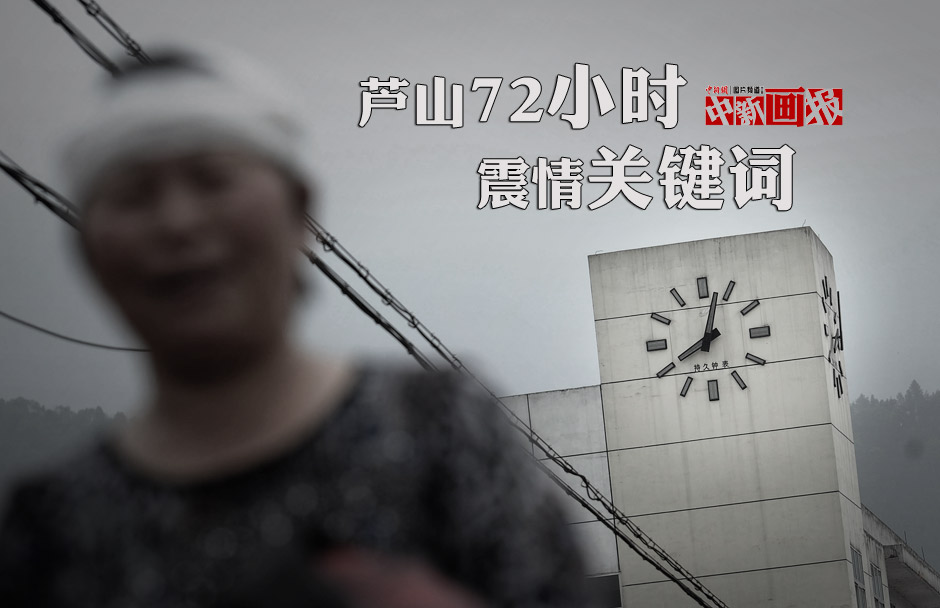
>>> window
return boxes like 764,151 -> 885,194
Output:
857,586 -> 868,608
586,574 -> 622,608
871,564 -> 885,608
852,547 -> 867,608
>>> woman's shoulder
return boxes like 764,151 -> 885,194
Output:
354,361 -> 515,437
1,436 -> 131,525
0,438 -> 127,593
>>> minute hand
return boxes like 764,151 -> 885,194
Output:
678,328 -> 721,361
702,292 -> 719,352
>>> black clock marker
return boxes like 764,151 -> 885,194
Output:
722,280 -> 735,302
646,339 -> 668,352
651,312 -> 671,325
731,370 -> 747,390
707,380 -> 719,401
745,353 -> 766,365
656,362 -> 676,378
697,277 -> 709,299
749,325 -> 771,339
680,376 -> 693,397
837,291 -> 843,349
670,288 -> 686,307
740,300 -> 760,315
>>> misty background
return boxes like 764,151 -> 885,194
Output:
1,0 -> 937,562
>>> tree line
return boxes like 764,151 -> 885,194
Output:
852,380 -> 939,563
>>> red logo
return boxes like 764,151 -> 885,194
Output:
706,86 -> 842,126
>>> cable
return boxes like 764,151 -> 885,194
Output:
31,0 -> 119,76
305,215 -> 466,370
0,307 -> 147,352
0,150 -> 82,229
300,246 -> 437,372
73,0 -> 150,64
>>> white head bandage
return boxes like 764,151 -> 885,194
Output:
59,43 -> 313,206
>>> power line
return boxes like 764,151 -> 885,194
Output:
31,0 -> 119,75
0,307 -> 147,353
304,215 -> 465,370
73,0 -> 151,64
300,246 -> 436,372
0,150 -> 81,229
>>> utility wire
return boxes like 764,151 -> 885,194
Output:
31,0 -> 119,76
26,10 -> 729,606
300,246 -> 436,372
73,0 -> 151,64
0,308 -> 147,352
304,215 -> 465,370
0,151 -> 81,229
494,384 -> 726,607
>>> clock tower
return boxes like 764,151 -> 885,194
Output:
589,227 -> 862,607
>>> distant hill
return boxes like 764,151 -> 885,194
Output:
852,380 -> 939,565
0,397 -> 119,504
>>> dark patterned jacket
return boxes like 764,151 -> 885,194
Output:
0,366 -> 589,607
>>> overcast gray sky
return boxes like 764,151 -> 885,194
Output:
1,0 -> 937,415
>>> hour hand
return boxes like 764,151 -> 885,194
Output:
678,328 -> 721,361
702,292 -> 719,352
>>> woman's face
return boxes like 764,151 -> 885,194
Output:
81,150 -> 306,370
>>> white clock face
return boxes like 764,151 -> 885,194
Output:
643,276 -> 773,402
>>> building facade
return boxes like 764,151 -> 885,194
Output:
503,228 -> 940,608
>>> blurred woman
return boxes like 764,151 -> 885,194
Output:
0,45 -> 588,607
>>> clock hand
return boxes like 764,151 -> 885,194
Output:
702,292 -> 719,352
678,328 -> 721,361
